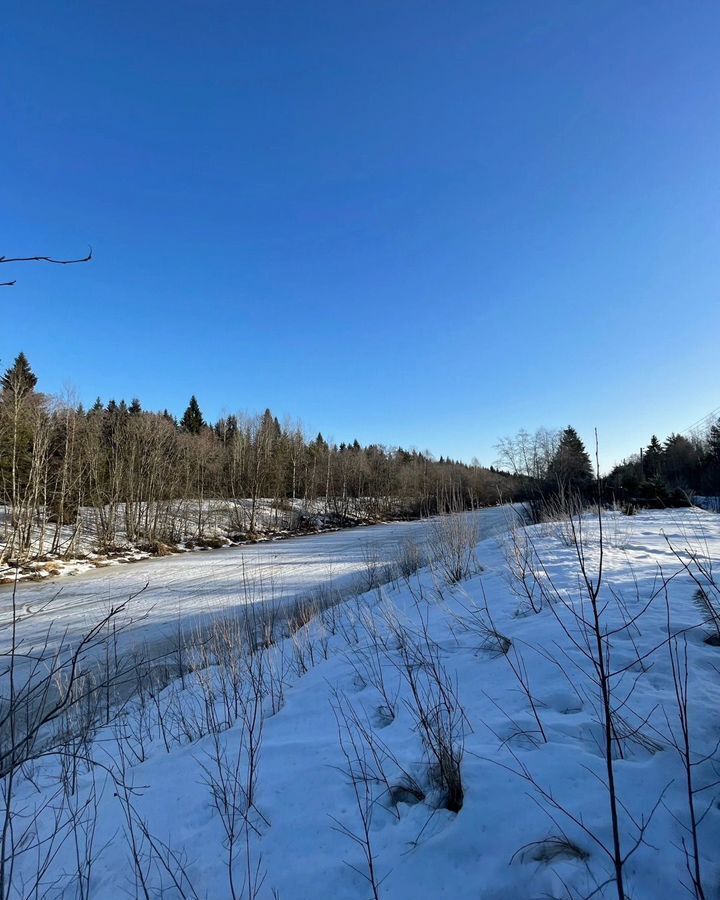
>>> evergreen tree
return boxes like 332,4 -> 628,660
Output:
259,409 -> 282,444
548,426 -> 594,492
663,433 -> 697,487
129,398 -> 142,416
707,420 -> 720,462
0,353 -> 41,510
1,352 -> 38,400
181,396 -> 205,434
215,414 -> 239,441
644,435 -> 664,479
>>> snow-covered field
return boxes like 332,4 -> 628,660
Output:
3,507 -> 720,899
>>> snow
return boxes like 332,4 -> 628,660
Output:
0,507 -> 519,681
3,506 -> 720,899
0,497 -> 392,584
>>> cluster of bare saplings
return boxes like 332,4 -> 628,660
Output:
2,476 -> 718,899
321,481 -> 719,900
0,517 -> 470,899
0,352 -> 519,566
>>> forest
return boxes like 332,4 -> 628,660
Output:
0,352 -> 518,564
2,350 -> 717,566
607,427 -> 720,503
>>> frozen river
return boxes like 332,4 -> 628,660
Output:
1,506 -> 521,658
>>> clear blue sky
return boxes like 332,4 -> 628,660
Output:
3,1 -> 720,469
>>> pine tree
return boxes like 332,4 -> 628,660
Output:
215,414 -> 239,441
1,352 -> 38,400
707,420 -> 720,462
663,433 -> 697,487
548,426 -> 594,491
644,435 -> 664,479
0,353 -> 40,517
181,396 -> 205,434
129,398 -> 142,416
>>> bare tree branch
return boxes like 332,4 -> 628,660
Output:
0,249 -> 92,285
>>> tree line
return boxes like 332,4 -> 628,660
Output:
0,353 -> 519,563
497,419 -> 720,516
606,425 -> 720,506
7,348 -> 711,565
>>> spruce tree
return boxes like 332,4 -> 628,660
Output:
708,420 -> 720,461
644,435 -> 664,479
663,433 -> 697,488
1,352 -> 38,399
181,396 -> 205,434
548,426 -> 593,491
259,409 -> 281,445
0,353 -> 40,508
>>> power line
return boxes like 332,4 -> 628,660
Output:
679,405 -> 720,437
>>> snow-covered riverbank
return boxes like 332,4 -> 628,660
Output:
0,498 -> 398,584
3,506 -> 719,899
